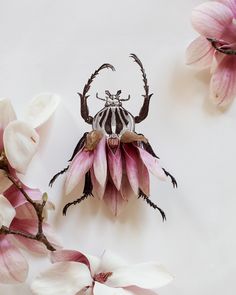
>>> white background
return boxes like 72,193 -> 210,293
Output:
0,0 -> 236,294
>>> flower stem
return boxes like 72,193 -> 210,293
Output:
3,174 -> 56,252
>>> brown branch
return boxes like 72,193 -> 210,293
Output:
1,173 -> 56,252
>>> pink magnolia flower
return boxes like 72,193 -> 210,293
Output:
186,0 -> 236,105
0,94 -> 60,192
64,134 -> 176,218
0,185 -> 59,284
31,249 -> 173,295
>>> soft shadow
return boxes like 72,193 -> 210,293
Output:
168,60 -> 209,105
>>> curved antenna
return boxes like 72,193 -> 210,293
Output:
96,93 -> 106,101
120,95 -> 131,101
105,90 -> 112,97
130,53 -> 153,123
78,63 -> 115,124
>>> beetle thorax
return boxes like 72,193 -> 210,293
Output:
92,105 -> 135,137
93,89 -> 134,137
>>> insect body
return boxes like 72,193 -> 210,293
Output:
50,54 -> 177,220
92,92 -> 135,137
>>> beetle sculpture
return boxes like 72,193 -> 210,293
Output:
50,54 -> 177,220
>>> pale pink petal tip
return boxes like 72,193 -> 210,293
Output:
186,36 -> 214,69
138,148 -> 166,181
210,56 -> 236,105
0,238 -> 28,284
65,150 -> 93,195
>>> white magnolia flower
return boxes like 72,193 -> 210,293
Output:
31,249 -> 173,295
0,94 -> 60,192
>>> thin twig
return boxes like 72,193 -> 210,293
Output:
1,173 -> 56,252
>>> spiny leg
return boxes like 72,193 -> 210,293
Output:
162,168 -> 178,188
78,63 -> 115,124
49,166 -> 69,187
138,189 -> 166,221
63,171 -> 93,216
130,53 -> 153,124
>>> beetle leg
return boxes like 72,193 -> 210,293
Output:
78,63 -> 115,124
130,54 -> 153,124
63,171 -> 93,216
162,168 -> 178,188
49,166 -> 69,187
138,189 -> 166,221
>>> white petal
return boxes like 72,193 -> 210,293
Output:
0,98 -> 17,130
31,261 -> 92,295
94,282 -> 133,295
86,254 -> 102,276
0,169 -> 12,193
99,250 -> 127,273
24,93 -> 60,128
3,120 -> 39,173
106,262 -> 173,290
0,194 -> 16,227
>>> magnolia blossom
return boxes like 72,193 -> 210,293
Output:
0,187 -> 59,284
186,0 -> 236,105
31,249 -> 173,295
65,134 -> 167,216
0,94 -> 60,192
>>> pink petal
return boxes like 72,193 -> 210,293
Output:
123,144 -> 139,195
137,158 -> 150,197
137,148 -> 166,180
4,183 -> 42,208
210,55 -> 236,105
11,218 -> 60,254
15,203 -> 36,219
0,237 -> 28,284
218,0 -> 236,17
120,174 -> 136,201
192,2 -> 233,38
93,136 -> 107,187
103,182 -> 128,216
186,36 -> 215,69
107,145 -> 122,190
90,168 -> 105,199
51,250 -> 90,269
65,150 -> 94,195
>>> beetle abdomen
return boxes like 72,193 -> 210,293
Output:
92,106 -> 135,136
